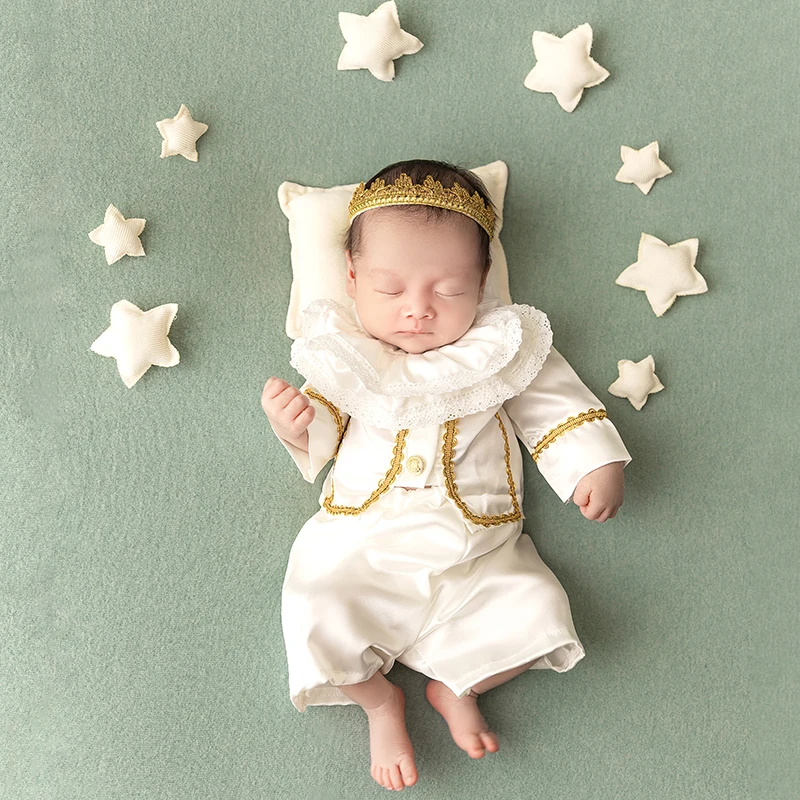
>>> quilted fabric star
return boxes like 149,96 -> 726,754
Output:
523,23 -> 609,112
88,204 -> 146,265
616,141 -> 672,194
337,0 -> 423,82
156,103 -> 208,161
616,233 -> 708,317
608,355 -> 664,410
90,299 -> 180,388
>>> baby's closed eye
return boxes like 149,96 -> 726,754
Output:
375,290 -> 464,297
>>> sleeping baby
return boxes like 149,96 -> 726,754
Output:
262,159 -> 631,792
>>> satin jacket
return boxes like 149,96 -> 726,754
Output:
271,297 -> 632,533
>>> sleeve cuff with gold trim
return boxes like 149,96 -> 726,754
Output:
531,414 -> 632,503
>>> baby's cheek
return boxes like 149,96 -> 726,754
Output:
356,305 -> 391,340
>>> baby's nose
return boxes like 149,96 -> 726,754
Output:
404,296 -> 434,318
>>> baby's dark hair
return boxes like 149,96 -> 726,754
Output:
342,159 -> 496,281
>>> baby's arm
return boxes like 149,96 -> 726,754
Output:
503,346 -> 631,507
261,376 -> 349,483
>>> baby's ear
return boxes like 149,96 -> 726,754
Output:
345,253 -> 356,298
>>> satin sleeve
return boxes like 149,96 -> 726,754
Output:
502,346 -> 632,504
269,380 -> 349,483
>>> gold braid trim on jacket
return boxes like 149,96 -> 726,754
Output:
442,414 -> 522,528
305,387 -> 404,516
305,392 -> 522,528
303,388 -> 345,451
322,421 -> 409,516
530,408 -> 607,462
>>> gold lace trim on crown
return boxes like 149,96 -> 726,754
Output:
530,408 -> 608,462
322,425 -> 409,516
442,414 -> 521,528
348,173 -> 495,240
303,388 -> 345,451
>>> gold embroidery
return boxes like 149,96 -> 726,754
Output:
442,413 -> 521,528
348,173 -> 495,240
530,408 -> 608,462
303,388 -> 345,450
323,427 -> 409,516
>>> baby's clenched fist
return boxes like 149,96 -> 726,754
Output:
261,377 -> 315,447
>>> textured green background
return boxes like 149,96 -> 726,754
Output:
2,0 -> 795,797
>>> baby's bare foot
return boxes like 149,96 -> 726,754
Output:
425,679 -> 500,759
365,683 -> 418,791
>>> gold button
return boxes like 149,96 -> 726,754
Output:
405,455 -> 425,476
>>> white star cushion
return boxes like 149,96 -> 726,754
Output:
276,160 -> 513,339
337,0 -> 423,82
616,141 -> 672,194
616,233 -> 708,317
523,23 -> 609,112
90,299 -> 180,388
608,355 -> 664,410
156,103 -> 208,161
88,204 -> 146,265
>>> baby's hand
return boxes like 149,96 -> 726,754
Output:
570,461 -> 625,522
261,377 -> 315,448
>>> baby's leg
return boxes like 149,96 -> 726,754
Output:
426,659 -> 537,758
338,670 -> 418,791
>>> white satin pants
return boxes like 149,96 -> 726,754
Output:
281,486 -> 585,712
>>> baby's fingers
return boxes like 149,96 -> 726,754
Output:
589,502 -> 619,523
281,394 -> 315,435
262,376 -> 288,401
572,483 -> 591,508
284,391 -> 309,417
579,494 -> 607,521
580,502 -> 601,521
265,382 -> 303,415
296,405 -> 315,426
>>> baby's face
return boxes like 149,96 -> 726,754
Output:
345,210 -> 488,354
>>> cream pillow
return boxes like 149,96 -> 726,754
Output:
277,160 -> 513,339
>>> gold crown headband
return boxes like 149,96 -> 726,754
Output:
348,173 -> 495,240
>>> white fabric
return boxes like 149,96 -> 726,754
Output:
88,204 -> 146,265
337,0 -> 423,82
276,160 -> 513,339
282,487 -> 586,712
615,141 -> 672,195
608,354 -> 664,410
274,301 -> 633,711
523,23 -> 609,112
615,232 -> 708,316
90,299 -> 180,388
155,103 -> 208,162
289,297 -> 553,428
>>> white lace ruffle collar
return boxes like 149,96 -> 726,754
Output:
289,297 -> 553,429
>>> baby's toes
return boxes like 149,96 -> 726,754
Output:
381,767 -> 396,791
480,730 -> 500,753
399,756 -> 418,787
385,767 -> 398,791
388,764 -> 405,790
462,733 -> 487,758
372,765 -> 389,790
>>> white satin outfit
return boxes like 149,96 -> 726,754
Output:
271,296 -> 632,712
